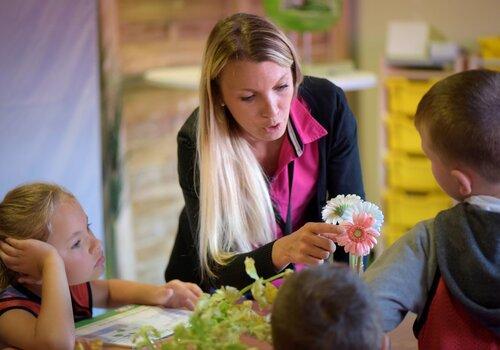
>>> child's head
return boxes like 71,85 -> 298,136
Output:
415,69 -> 500,200
0,182 -> 104,288
271,263 -> 384,350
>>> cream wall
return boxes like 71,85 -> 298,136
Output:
354,0 -> 499,204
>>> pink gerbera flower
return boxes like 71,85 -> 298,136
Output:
337,212 -> 380,256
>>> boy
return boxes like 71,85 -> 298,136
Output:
272,263 -> 386,350
364,69 -> 500,348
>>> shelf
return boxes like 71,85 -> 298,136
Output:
143,63 -> 377,92
378,57 -> 462,247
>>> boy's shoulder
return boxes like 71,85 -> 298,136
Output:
434,202 -> 500,243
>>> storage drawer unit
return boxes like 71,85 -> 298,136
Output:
384,190 -> 452,227
385,77 -> 437,115
385,152 -> 440,191
385,114 -> 423,154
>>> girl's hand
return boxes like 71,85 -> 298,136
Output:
153,280 -> 203,310
0,238 -> 60,284
272,222 -> 343,270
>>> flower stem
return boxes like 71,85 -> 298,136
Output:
349,254 -> 364,276
239,270 -> 290,296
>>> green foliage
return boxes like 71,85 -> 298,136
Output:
263,0 -> 343,32
131,326 -> 162,349
133,258 -> 293,350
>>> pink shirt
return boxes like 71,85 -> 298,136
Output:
270,97 -> 327,238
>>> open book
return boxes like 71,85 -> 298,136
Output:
76,305 -> 191,347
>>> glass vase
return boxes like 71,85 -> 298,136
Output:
349,253 -> 364,275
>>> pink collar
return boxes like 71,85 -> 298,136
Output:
288,97 -> 327,155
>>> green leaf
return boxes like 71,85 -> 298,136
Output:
134,259 -> 294,349
244,257 -> 259,281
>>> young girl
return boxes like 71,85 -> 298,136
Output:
0,182 -> 202,350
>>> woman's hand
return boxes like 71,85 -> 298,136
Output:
0,238 -> 61,284
153,280 -> 203,310
272,222 -> 343,270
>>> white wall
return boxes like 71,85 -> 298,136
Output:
355,0 -> 499,204
0,1 -> 103,242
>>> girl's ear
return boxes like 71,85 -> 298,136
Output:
450,169 -> 472,197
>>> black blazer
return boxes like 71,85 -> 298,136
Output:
164,76 -> 365,291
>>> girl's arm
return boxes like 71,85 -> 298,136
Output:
0,239 -> 75,350
91,279 -> 202,310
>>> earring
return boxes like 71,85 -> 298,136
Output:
221,103 -> 225,107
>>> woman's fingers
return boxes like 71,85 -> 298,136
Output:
300,254 -> 325,266
289,222 -> 342,265
305,222 -> 345,236
273,221 -> 344,268
307,233 -> 336,252
300,242 -> 330,260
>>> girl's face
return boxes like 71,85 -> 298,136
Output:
218,60 -> 294,147
47,198 -> 104,285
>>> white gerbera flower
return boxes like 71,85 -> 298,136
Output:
344,201 -> 384,231
322,194 -> 363,224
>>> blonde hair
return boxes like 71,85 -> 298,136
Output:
0,182 -> 75,288
197,13 -> 303,277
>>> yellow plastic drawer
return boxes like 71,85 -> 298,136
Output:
383,224 -> 411,247
478,36 -> 500,59
386,114 -> 423,154
385,152 -> 439,191
386,77 -> 437,115
384,190 -> 452,227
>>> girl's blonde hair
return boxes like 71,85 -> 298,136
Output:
0,182 -> 74,288
197,13 -> 303,277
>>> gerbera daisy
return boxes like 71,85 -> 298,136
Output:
322,194 -> 363,224
344,201 -> 384,231
337,213 -> 380,256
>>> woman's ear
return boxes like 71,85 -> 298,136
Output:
450,169 -> 472,197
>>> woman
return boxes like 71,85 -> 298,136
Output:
165,13 -> 364,291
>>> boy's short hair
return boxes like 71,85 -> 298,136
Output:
271,263 -> 383,350
415,69 -> 500,183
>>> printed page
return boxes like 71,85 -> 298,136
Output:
76,305 -> 191,347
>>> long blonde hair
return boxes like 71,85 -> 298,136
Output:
197,13 -> 303,277
0,182 -> 74,288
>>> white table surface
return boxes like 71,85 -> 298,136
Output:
144,63 -> 377,92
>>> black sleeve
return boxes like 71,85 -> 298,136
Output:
324,82 -> 365,264
326,85 -> 365,200
299,76 -> 365,201
165,110 -> 283,291
164,207 -> 201,286
299,77 -> 365,264
164,111 -> 202,286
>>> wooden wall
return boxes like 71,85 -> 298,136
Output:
101,0 -> 353,283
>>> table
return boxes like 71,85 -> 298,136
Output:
143,62 -> 377,92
